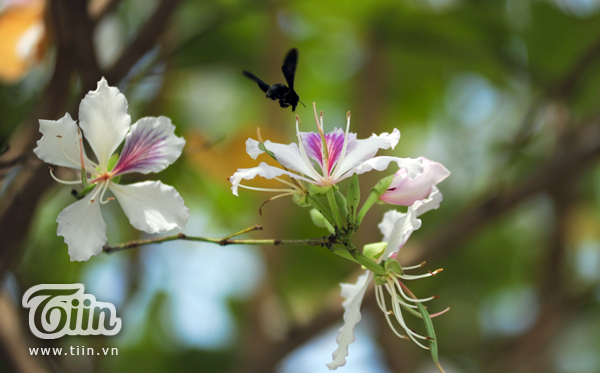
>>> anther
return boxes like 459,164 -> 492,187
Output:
256,127 -> 264,143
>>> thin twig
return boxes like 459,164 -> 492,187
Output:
103,228 -> 335,254
105,0 -> 182,83
0,155 -> 30,169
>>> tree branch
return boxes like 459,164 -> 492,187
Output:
102,227 -> 335,254
104,0 -> 181,83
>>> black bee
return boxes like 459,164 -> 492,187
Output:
243,48 -> 303,111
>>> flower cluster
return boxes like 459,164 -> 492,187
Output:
34,78 -> 189,261
230,103 -> 449,370
34,77 -> 450,371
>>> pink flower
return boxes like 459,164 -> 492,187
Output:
230,104 -> 425,199
379,157 -> 450,206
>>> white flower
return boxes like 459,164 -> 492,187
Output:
327,190 -> 446,370
229,104 -> 425,199
34,78 -> 189,261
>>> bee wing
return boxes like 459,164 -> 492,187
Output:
243,71 -> 270,93
281,48 -> 298,90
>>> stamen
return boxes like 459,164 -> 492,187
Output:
311,103 -> 329,180
87,183 -> 103,204
274,177 -> 302,191
397,273 -> 435,280
99,182 -> 111,204
375,286 -> 409,340
430,307 -> 451,318
238,184 -> 301,194
49,167 -> 84,185
295,117 -> 324,181
401,261 -> 427,271
386,281 -> 429,348
330,111 -> 351,180
256,127 -> 264,143
258,192 -> 296,215
56,136 -> 83,168
394,277 -> 436,303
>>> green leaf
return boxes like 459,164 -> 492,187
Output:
416,302 -> 445,373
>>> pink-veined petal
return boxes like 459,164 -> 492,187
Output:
332,129 -> 400,179
79,77 -> 131,169
56,186 -> 107,262
379,157 -> 450,206
300,129 -> 348,174
229,162 -> 314,196
112,116 -> 185,175
33,113 -> 95,170
327,271 -> 372,370
378,209 -> 421,260
109,180 -> 189,234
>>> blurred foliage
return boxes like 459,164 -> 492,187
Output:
2,0 -> 600,372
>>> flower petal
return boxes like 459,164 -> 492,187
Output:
109,181 -> 189,234
379,157 -> 450,206
246,138 -> 263,159
378,209 -> 421,260
56,187 -> 107,262
413,186 -> 443,217
340,155 -> 424,182
327,271 -> 372,370
79,78 -> 131,169
332,129 -> 400,179
33,113 -> 95,170
112,116 -> 185,175
229,162 -> 314,196
262,140 -> 322,180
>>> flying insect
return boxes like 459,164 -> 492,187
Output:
243,48 -> 303,111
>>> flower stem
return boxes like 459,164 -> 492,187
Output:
102,227 -> 334,253
344,242 -> 385,276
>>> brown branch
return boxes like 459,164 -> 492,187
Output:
0,291 -> 51,373
104,0 -> 181,83
419,113 -> 600,261
555,34 -> 600,99
64,0 -> 102,91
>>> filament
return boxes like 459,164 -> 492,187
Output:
237,184 -> 301,194
99,182 -> 111,204
331,112 -> 351,180
49,168 -> 83,185
295,118 -> 324,181
274,177 -> 302,191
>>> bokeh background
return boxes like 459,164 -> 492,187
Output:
1,0 -> 600,372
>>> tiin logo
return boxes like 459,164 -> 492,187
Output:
22,284 -> 121,339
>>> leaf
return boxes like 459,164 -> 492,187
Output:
416,302 -> 445,373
